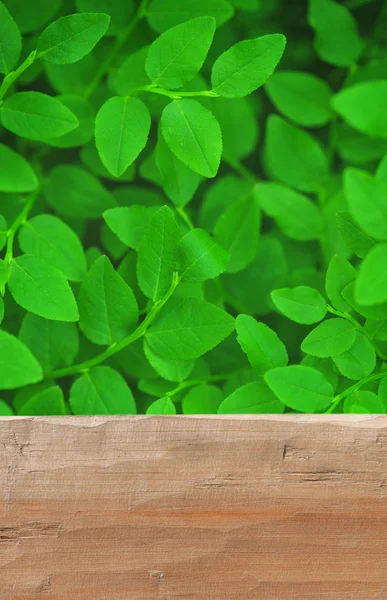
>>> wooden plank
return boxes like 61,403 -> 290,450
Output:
1,415 -> 387,599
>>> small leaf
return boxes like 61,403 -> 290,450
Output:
155,132 -> 199,207
308,0 -> 362,67
37,12 -> 110,64
265,70 -> 333,127
333,332 -> 376,380
0,2 -> 22,74
146,397 -> 176,414
325,255 -> 356,312
0,330 -> 43,390
8,254 -> 79,322
178,228 -> 230,282
145,16 -> 216,89
344,390 -> 385,414
182,384 -> 223,414
256,182 -> 322,241
214,195 -> 261,273
144,340 -> 194,382
236,314 -> 288,375
0,400 -> 14,416
265,115 -> 328,192
161,99 -> 222,178
19,214 -> 87,282
0,143 -> 38,193
336,211 -> 376,259
137,205 -> 181,301
218,380 -> 285,413
79,255 -> 138,345
1,92 -> 79,141
301,318 -> 356,358
271,286 -> 327,324
147,0 -> 234,32
264,365 -> 334,412
18,385 -> 66,415
19,314 -> 79,373
103,205 -> 157,250
69,366 -> 136,414
146,297 -> 235,360
332,81 -> 387,140
95,96 -> 151,177
211,34 -> 286,98
113,45 -> 149,96
44,164 -> 115,220
344,168 -> 387,242
356,244 -> 387,306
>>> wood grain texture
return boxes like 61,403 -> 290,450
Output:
1,415 -> 387,599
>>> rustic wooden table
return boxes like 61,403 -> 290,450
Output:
1,415 -> 387,599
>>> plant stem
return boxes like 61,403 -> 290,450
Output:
48,272 -> 179,380
223,153 -> 257,184
175,206 -> 194,230
4,191 -> 38,264
133,84 -> 219,100
84,0 -> 149,99
325,371 -> 387,414
0,51 -> 36,101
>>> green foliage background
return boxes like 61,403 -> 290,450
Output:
0,0 -> 386,416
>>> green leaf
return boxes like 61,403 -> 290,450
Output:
333,332 -> 376,380
218,380 -> 285,414
79,255 -> 138,346
147,0 -> 234,32
95,97 -> 151,177
0,92 -> 79,141
265,115 -> 328,192
325,255 -> 356,312
182,384 -> 223,414
81,144 -> 135,182
0,330 -> 43,390
0,258 -> 11,287
199,175 -> 253,231
0,400 -> 14,416
332,81 -> 387,140
145,16 -> 216,89
112,46 -> 149,96
103,206 -> 157,250
144,340 -> 194,383
0,1 -> 22,74
256,182 -> 322,241
19,214 -> 87,282
344,168 -> 387,242
344,390 -> 385,414
44,164 -> 115,220
211,34 -> 286,98
19,313 -> 79,373
0,143 -> 38,193
146,297 -> 235,360
356,244 -> 387,306
37,12 -> 110,64
212,97 -> 258,160
213,195 -> 261,273
161,99 -> 222,178
265,70 -> 333,127
264,365 -> 334,412
137,205 -> 181,301
178,228 -> 230,282
271,286 -> 327,324
75,0 -> 134,36
301,318 -> 356,358
146,397 -> 176,414
236,314 -> 288,375
8,254 -> 79,322
4,0 -> 62,34
69,366 -> 136,414
18,385 -> 66,415
342,281 -> 387,320
155,132 -> 199,207
336,212 -> 376,259
308,0 -> 362,67
45,94 -> 95,149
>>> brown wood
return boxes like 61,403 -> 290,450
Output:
1,415 -> 387,599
